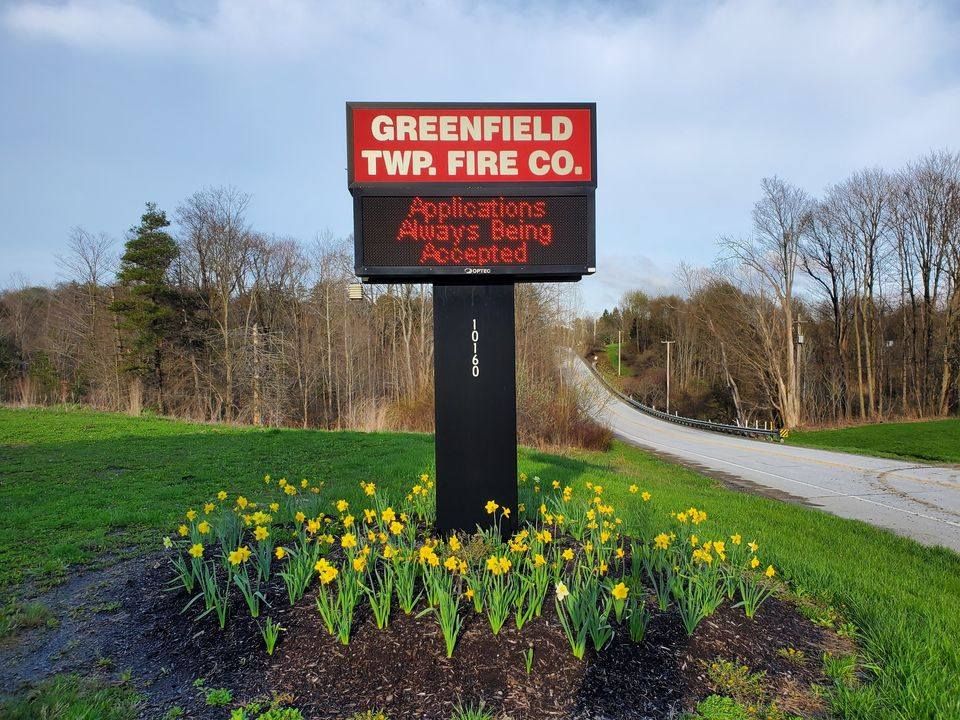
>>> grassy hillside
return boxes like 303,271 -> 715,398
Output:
789,417 -> 960,464
2,407 -> 960,717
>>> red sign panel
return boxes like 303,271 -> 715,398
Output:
348,104 -> 595,186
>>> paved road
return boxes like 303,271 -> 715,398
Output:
570,355 -> 960,553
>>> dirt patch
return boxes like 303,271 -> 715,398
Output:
0,554 -> 850,719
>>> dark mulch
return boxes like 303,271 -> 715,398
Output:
0,554 -> 851,719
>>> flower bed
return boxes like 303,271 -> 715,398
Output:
164,474 -> 780,663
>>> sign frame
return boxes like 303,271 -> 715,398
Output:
347,102 -> 597,283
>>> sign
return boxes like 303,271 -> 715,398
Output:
347,102 -> 596,282
344,102 -> 598,534
354,194 -> 593,281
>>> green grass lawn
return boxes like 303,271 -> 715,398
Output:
789,417 -> 960,464
2,407 -> 960,719
604,342 -> 633,378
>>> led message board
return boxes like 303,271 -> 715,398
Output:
347,102 -> 596,282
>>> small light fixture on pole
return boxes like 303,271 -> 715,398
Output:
661,339 -> 675,415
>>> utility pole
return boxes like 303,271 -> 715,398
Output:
661,340 -> 675,414
617,330 -> 622,376
795,318 -> 804,414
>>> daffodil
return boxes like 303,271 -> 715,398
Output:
751,556 -> 760,569
641,491 -> 651,502
295,511 -> 306,524
765,565 -> 776,578
189,543 -> 204,558
254,525 -> 269,541
177,524 -> 189,537
341,533 -> 357,549
629,484 -> 638,493
562,548 -> 574,561
203,503 -> 215,515
556,581 -> 569,601
336,499 -> 349,513
353,556 -> 367,572
186,509 -> 197,522
275,546 -> 287,560
228,545 -> 251,565
654,533 -> 670,550
485,500 -> 499,514
197,521 -> 211,535
217,490 -> 227,501
611,582 -> 629,601
448,535 -> 462,552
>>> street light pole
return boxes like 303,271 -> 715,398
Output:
661,340 -> 675,414
617,330 -> 622,376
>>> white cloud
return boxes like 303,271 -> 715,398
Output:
4,0 -> 959,310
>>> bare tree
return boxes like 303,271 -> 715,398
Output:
720,177 -> 811,427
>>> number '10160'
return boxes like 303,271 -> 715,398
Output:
471,319 -> 479,378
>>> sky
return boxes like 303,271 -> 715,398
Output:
1,0 -> 959,311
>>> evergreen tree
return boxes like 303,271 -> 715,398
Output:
110,203 -> 179,412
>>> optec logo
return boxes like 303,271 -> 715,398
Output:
464,267 -> 491,274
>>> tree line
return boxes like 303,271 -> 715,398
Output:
590,150 -> 960,428
1,186 -> 608,449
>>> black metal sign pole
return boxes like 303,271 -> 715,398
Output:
433,282 -> 518,535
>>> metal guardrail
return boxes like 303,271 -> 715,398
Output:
587,359 -> 783,441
